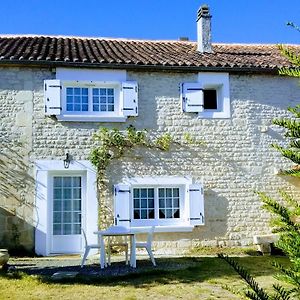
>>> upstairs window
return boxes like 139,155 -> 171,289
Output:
180,72 -> 230,118
44,80 -> 138,122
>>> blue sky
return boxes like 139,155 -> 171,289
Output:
0,0 -> 299,44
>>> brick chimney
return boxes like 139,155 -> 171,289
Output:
197,4 -> 212,53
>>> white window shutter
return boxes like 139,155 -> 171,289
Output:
121,81 -> 138,117
114,184 -> 131,228
189,183 -> 204,225
181,83 -> 204,113
44,79 -> 62,115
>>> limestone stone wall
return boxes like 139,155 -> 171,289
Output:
1,66 -> 299,254
0,67 -> 51,251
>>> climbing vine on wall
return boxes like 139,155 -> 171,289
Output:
89,125 -> 206,183
89,125 -> 175,184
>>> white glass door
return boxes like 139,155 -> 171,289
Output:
51,175 -> 83,254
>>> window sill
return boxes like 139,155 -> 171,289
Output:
197,110 -> 230,119
56,115 -> 127,122
130,225 -> 196,233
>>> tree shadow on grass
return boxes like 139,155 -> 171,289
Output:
0,255 -> 290,288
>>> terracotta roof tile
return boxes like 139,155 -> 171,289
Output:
0,35 -> 298,72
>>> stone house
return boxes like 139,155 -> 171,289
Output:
0,6 -> 299,255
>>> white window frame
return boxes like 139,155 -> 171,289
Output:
197,72 -> 230,119
61,81 -> 122,118
46,68 -> 138,122
131,185 -> 186,227
123,177 -> 193,228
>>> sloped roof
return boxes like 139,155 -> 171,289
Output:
0,35 -> 298,72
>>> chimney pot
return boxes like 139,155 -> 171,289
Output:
179,37 -> 189,41
197,4 -> 212,53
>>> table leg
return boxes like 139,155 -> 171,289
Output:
100,235 -> 106,269
130,235 -> 136,268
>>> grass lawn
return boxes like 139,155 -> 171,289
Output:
0,252 -> 290,300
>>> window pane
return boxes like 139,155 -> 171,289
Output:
108,105 -> 114,111
100,105 -> 106,111
63,224 -> 72,235
72,224 -> 81,234
158,188 -> 165,198
73,212 -> 81,223
148,198 -> 154,208
148,189 -> 154,198
53,188 -> 62,200
66,96 -> 73,104
166,188 -> 172,197
93,105 -> 99,111
133,189 -> 140,198
63,200 -> 71,211
82,88 -> 88,95
63,212 -> 72,223
141,189 -> 147,198
100,97 -> 106,104
53,224 -> 62,235
54,177 -> 62,187
141,199 -> 147,208
159,198 -> 165,208
108,96 -> 114,103
74,96 -> 81,103
134,210 -> 140,219
173,209 -> 180,218
66,87 -> 73,95
100,88 -> 106,95
173,188 -> 179,197
166,209 -> 173,218
53,200 -> 61,211
173,198 -> 179,208
93,89 -> 99,96
73,188 -> 81,199
63,188 -> 72,199
73,177 -> 81,187
159,209 -> 165,218
82,104 -> 88,111
134,198 -> 140,209
166,198 -> 172,208
63,177 -> 72,187
73,200 -> 81,211
82,96 -> 88,103
74,88 -> 81,95
53,212 -> 62,223
67,104 -> 73,111
107,88 -> 114,95
141,210 -> 147,219
74,104 -> 81,111
148,209 -> 155,219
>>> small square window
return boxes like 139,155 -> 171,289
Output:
203,89 -> 217,110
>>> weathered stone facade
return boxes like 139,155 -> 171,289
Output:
0,66 -> 299,254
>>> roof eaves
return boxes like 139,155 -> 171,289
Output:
0,59 -> 279,74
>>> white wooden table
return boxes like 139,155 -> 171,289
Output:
94,227 -> 136,269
